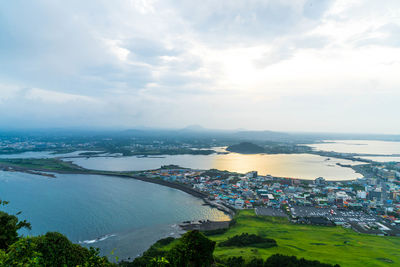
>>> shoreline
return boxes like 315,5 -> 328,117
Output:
0,156 -> 365,183
0,162 -> 236,217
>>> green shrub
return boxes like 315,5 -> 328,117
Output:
218,233 -> 277,248
202,228 -> 228,236
5,232 -> 112,266
0,210 -> 31,250
264,254 -> 340,267
166,230 -> 216,267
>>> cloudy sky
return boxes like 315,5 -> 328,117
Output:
0,0 -> 399,133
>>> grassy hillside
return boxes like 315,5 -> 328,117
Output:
208,210 -> 400,267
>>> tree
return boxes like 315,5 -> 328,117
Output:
264,254 -> 340,267
0,200 -> 31,250
225,256 -> 245,267
0,201 -> 113,266
148,257 -> 170,267
166,230 -> 216,267
247,258 -> 264,267
4,232 -> 113,266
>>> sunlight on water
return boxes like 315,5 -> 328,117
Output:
72,153 -> 363,180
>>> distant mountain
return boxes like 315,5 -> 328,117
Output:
181,125 -> 208,132
226,142 -> 265,154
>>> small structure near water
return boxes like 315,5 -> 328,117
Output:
179,220 -> 230,231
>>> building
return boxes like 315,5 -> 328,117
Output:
246,171 -> 258,179
357,190 -> 367,199
314,177 -> 326,186
235,199 -> 244,209
369,189 -> 382,201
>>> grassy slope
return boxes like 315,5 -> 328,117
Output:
209,210 -> 400,267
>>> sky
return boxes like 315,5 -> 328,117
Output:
0,0 -> 399,133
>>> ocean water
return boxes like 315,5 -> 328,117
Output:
0,171 -> 229,260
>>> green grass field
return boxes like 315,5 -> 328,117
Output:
208,210 -> 400,267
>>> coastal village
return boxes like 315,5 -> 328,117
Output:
139,163 -> 400,236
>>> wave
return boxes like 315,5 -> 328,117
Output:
78,234 -> 116,244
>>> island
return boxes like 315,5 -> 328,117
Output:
226,142 -> 265,154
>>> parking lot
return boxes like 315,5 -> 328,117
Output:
291,206 -> 400,235
255,207 -> 288,217
291,206 -> 376,223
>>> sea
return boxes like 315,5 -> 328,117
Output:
0,171 -> 229,260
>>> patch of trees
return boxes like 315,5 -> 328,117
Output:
123,230 -> 215,267
218,233 -> 277,248
202,228 -> 228,236
219,254 -> 340,267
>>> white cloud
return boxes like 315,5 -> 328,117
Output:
0,84 -> 22,102
0,0 -> 399,132
25,89 -> 98,104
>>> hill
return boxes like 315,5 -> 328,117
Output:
226,142 -> 265,154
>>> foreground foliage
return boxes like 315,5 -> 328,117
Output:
3,232 -> 112,266
124,231 -> 215,267
0,200 -> 114,266
0,203 -> 31,250
220,254 -> 339,267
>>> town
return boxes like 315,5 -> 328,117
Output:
139,162 -> 400,236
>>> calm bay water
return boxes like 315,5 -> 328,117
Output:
0,150 -> 103,159
356,156 -> 400,163
71,153 -> 363,180
307,140 -> 400,155
307,140 -> 400,163
0,171 -> 229,260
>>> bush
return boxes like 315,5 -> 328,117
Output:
4,232 -> 112,266
216,255 -> 340,267
218,233 -> 277,248
0,210 -> 31,250
264,254 -> 340,267
202,228 -> 228,236
166,230 -> 216,267
247,258 -> 264,267
225,256 -> 245,267
127,231 -> 216,267
154,237 -> 175,246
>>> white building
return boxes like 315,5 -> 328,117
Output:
235,199 -> 244,209
357,190 -> 367,199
